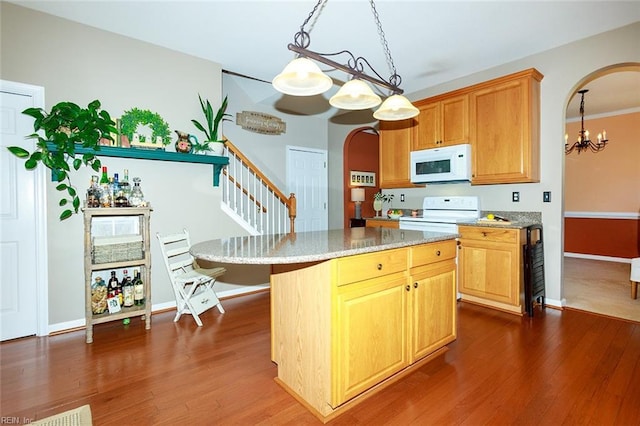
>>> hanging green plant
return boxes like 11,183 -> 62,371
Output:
120,108 -> 171,145
6,100 -> 116,220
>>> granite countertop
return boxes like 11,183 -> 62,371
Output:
190,228 -> 457,264
459,211 -> 542,230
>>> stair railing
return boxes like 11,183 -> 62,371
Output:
220,139 -> 296,235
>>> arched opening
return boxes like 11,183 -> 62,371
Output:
562,62 -> 640,321
342,127 -> 379,229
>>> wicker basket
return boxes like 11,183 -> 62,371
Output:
92,234 -> 143,264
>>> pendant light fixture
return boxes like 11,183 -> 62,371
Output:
565,89 -> 609,154
272,0 -> 418,121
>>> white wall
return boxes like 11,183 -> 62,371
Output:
222,74 -> 328,191
1,3 -> 250,327
328,22 -> 640,307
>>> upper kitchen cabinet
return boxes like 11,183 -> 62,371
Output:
379,118 -> 416,188
413,94 -> 469,150
469,68 -> 543,184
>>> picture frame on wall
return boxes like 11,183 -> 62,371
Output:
350,171 -> 375,187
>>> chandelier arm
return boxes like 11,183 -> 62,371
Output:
288,44 -> 404,94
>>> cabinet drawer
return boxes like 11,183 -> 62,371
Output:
410,240 -> 457,267
335,248 -> 408,286
458,226 -> 518,243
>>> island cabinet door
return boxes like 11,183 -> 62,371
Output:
331,272 -> 409,407
409,259 -> 457,362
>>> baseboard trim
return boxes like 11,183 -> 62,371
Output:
47,285 -> 271,335
564,252 -> 632,264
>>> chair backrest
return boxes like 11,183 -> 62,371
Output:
156,229 -> 196,283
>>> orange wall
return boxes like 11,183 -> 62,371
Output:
343,130 -> 379,228
565,111 -> 639,258
565,111 -> 640,213
564,217 -> 640,258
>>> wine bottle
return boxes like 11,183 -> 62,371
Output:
107,271 -> 120,305
122,270 -> 134,307
133,269 -> 145,306
98,167 -> 110,207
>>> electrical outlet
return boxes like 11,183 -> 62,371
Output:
512,192 -> 520,202
543,191 -> 551,202
400,193 -> 405,202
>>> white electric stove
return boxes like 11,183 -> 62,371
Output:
399,196 -> 480,233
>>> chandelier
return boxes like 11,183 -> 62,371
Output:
565,89 -> 609,154
272,0 -> 419,121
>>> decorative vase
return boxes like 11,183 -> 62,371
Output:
373,199 -> 383,217
174,130 -> 195,153
209,141 -> 225,156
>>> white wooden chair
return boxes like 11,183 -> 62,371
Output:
156,229 -> 226,326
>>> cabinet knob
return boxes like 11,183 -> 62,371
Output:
414,282 -> 418,288
406,285 -> 411,292
436,250 -> 441,256
377,263 -> 383,270
482,232 -> 487,237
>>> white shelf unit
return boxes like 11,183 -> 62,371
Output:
83,207 -> 152,343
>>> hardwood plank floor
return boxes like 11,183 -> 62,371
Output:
564,257 -> 639,322
2,292 -> 639,425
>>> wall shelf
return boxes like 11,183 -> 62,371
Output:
46,143 -> 229,186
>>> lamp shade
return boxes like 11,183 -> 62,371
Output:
329,79 -> 382,110
272,57 -> 333,96
373,94 -> 419,121
351,187 -> 365,202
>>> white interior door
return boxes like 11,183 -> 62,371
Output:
286,146 -> 328,232
1,81 -> 47,340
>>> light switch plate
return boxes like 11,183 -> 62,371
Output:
543,191 -> 551,202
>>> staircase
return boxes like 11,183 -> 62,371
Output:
219,139 -> 296,235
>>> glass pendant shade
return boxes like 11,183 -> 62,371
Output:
329,79 -> 382,110
373,94 -> 419,121
272,57 -> 333,96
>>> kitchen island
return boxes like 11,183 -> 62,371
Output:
191,228 -> 458,423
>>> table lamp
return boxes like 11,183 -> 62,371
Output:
351,188 -> 365,219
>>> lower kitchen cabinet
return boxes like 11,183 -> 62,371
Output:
334,271 -> 409,404
457,225 -> 525,314
270,239 -> 457,420
365,218 -> 399,228
410,256 -> 457,361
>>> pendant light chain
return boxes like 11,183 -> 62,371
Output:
369,0 -> 400,89
295,0 -> 327,49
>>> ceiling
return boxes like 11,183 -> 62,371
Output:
10,1 -> 640,119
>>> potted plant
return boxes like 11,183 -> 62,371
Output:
373,191 -> 394,217
7,100 -> 117,220
191,94 -> 231,155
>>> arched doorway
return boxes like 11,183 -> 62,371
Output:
562,63 -> 640,320
342,127 -> 379,229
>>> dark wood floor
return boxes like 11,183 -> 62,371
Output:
2,291 -> 639,425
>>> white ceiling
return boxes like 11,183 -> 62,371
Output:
10,1 -> 640,118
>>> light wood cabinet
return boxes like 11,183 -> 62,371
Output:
378,118 -> 415,188
469,68 -> 543,184
365,218 -> 399,229
270,239 -> 456,420
334,271 -> 409,404
457,225 -> 525,314
409,244 -> 457,361
413,94 -> 469,150
83,207 -> 152,343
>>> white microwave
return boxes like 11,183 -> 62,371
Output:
410,144 -> 472,184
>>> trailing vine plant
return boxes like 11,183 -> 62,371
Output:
7,100 -> 116,220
